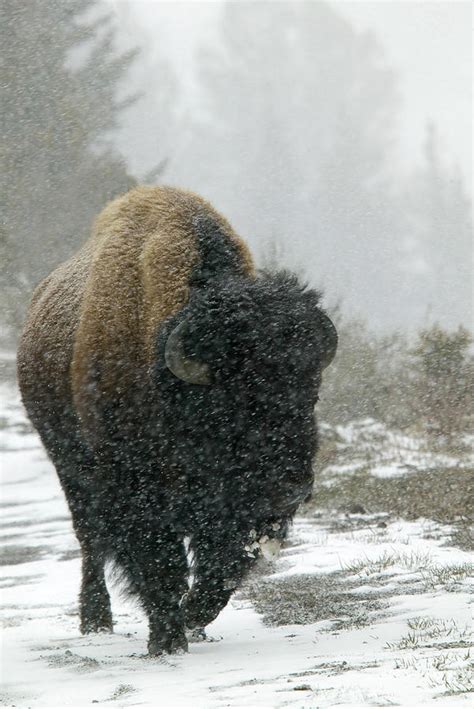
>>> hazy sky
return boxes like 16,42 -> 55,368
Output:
336,0 -> 472,190
112,0 -> 472,191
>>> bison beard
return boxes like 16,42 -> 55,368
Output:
17,186 -> 337,655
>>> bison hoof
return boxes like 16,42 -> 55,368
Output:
148,631 -> 188,656
186,626 -> 207,642
186,627 -> 221,643
80,620 -> 113,634
80,613 -> 113,635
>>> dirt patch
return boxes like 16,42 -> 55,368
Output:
0,514 -> 70,530
0,574 -> 41,590
0,544 -> 51,566
106,684 -> 137,701
41,649 -> 100,673
58,548 -> 81,562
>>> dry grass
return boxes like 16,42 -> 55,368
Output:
342,550 -> 432,577
391,618 -> 473,697
421,562 -> 474,590
341,552 -> 473,592
306,465 -> 473,550
242,572 -> 387,629
395,650 -> 473,696
388,617 -> 472,651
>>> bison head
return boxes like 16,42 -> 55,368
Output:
165,272 -> 337,385
155,271 -> 337,543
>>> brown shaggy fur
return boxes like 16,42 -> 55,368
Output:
18,186 -> 254,439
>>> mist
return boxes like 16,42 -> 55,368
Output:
2,0 -> 471,342
111,0 -> 472,333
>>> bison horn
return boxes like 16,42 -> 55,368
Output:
319,312 -> 338,369
165,320 -> 211,385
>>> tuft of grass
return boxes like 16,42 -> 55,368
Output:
449,524 -> 474,552
395,650 -> 473,696
342,551 -> 397,576
387,617 -> 472,651
342,548 -> 472,595
438,665 -> 473,696
421,562 -> 474,590
342,550 -> 432,578
108,684 -> 137,700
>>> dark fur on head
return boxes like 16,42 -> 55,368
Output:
155,271 -> 324,516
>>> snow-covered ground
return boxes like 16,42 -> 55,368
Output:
1,385 -> 472,708
319,419 -> 474,480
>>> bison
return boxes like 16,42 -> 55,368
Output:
17,186 -> 337,655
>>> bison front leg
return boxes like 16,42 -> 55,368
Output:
116,527 -> 189,655
184,524 -> 254,630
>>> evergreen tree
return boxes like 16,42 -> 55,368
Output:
412,324 -> 473,445
317,315 -> 414,428
403,124 -> 473,329
0,0 -> 136,341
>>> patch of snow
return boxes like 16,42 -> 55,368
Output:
322,418 -> 473,479
1,388 -> 472,707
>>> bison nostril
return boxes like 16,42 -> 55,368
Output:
259,538 -> 281,560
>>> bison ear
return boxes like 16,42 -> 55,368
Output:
165,320 -> 211,385
318,312 -> 338,369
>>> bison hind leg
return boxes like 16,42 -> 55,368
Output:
79,545 -> 113,634
51,468 -> 113,635
56,471 -> 113,634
